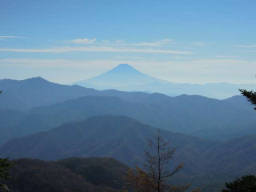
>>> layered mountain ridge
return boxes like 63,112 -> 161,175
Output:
1,76 -> 256,144
1,115 -> 256,192
0,75 -> 256,192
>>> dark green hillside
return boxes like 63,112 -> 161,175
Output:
58,157 -> 129,190
6,158 -> 125,192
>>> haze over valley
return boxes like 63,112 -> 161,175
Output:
1,1 -> 256,192
0,73 -> 256,191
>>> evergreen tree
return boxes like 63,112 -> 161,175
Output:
0,158 -> 11,192
240,89 -> 256,110
222,175 -> 256,192
0,91 -> 11,192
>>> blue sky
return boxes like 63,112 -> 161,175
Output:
0,0 -> 256,84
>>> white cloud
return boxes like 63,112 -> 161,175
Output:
215,55 -> 239,59
71,38 -> 96,44
94,39 -> 173,47
0,46 -> 192,55
0,35 -> 21,40
130,39 -> 173,47
1,58 -> 255,84
0,37 -> 190,55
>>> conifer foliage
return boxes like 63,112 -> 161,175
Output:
0,158 -> 11,192
240,89 -> 256,110
0,90 -> 11,192
222,175 -> 256,192
0,91 -> 12,192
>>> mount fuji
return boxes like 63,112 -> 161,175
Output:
77,64 -> 255,99
77,64 -> 164,92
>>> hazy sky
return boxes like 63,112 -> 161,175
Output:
1,0 -> 256,84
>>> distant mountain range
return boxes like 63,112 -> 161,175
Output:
1,76 -> 256,192
0,76 -> 256,144
0,77 -> 98,110
77,64 -> 256,99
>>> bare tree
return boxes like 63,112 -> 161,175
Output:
126,130 -> 198,192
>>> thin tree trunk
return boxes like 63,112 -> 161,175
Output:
157,135 -> 161,192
